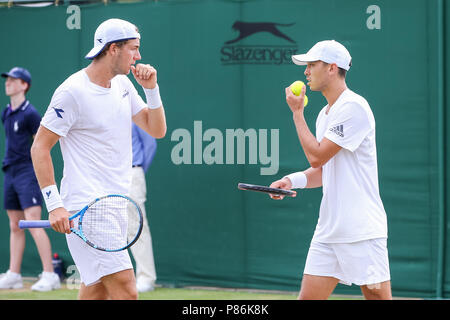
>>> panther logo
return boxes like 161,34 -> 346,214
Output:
225,21 -> 295,44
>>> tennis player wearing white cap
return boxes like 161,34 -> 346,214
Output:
31,18 -> 167,299
270,40 -> 391,300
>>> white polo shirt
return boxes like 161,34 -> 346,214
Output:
291,89 -> 387,243
41,69 -> 146,211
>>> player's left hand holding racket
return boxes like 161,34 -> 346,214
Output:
19,195 -> 143,252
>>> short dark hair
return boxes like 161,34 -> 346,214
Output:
94,39 -> 129,60
322,60 -> 351,78
338,59 -> 352,78
338,67 -> 347,79
18,79 -> 31,94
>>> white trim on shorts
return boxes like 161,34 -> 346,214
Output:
303,238 -> 390,286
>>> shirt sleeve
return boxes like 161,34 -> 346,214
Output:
40,88 -> 79,137
323,102 -> 372,152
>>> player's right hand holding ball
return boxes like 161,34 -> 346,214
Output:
286,80 -> 308,113
269,177 -> 294,200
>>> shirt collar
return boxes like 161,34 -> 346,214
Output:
7,100 -> 29,114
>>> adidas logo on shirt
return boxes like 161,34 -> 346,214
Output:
330,124 -> 344,137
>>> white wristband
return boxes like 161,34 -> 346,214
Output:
144,84 -> 162,109
41,185 -> 64,212
284,172 -> 307,189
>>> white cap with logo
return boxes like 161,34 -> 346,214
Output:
85,18 -> 141,60
291,40 -> 352,71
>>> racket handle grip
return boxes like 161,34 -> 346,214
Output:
19,220 -> 51,229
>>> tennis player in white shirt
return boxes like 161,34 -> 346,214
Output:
270,40 -> 391,300
30,19 -> 166,300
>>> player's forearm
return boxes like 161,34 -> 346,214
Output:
303,167 -> 323,188
285,166 -> 322,190
148,106 -> 167,138
139,107 -> 166,139
140,83 -> 167,138
292,111 -> 322,168
30,142 -> 57,189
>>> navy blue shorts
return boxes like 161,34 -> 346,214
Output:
3,162 -> 42,210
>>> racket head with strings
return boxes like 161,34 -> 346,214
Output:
72,194 -> 143,252
237,183 -> 296,197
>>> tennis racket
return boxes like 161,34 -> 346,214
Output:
19,194 -> 143,252
238,183 -> 297,197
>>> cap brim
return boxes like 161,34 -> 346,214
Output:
1,71 -> 31,84
84,36 -> 140,60
292,54 -> 319,66
85,45 -> 106,60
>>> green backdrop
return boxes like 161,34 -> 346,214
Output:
0,0 -> 448,298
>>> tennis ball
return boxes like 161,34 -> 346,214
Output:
290,80 -> 309,107
290,80 -> 304,96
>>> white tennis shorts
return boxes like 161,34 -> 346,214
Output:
303,238 -> 390,286
65,213 -> 133,287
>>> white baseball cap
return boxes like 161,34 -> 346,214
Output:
291,40 -> 352,71
85,18 -> 141,60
